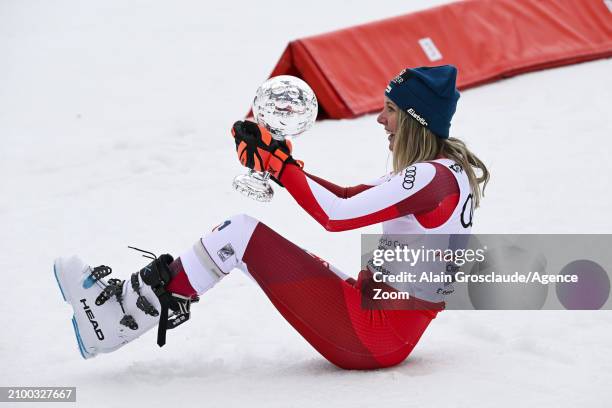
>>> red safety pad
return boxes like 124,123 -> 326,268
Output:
265,0 -> 612,119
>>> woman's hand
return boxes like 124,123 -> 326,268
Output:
231,120 -> 302,181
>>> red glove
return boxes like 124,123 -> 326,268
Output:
232,120 -> 302,181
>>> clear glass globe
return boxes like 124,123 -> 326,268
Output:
252,75 -> 318,141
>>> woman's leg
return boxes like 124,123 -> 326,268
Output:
182,214 -> 436,370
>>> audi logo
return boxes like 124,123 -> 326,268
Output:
402,166 -> 417,190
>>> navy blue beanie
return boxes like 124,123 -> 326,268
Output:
385,65 -> 460,139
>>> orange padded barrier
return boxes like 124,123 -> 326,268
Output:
266,0 -> 612,119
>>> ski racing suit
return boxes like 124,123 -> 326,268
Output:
168,158 -> 473,369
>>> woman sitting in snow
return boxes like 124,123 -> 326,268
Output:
54,65 -> 489,369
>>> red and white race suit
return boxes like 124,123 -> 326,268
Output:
169,158 -> 473,369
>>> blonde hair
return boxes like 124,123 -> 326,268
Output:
392,109 -> 490,208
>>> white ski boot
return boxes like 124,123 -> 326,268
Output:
53,253 -> 196,359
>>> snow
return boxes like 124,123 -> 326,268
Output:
1,0 -> 611,407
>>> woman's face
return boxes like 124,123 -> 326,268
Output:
377,97 -> 399,152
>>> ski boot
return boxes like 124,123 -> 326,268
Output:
53,252 -> 197,359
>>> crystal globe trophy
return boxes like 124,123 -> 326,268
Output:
233,75 -> 318,202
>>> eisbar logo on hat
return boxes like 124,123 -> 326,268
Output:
407,108 -> 428,126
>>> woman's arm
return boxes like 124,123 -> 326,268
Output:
279,162 -> 459,232
303,172 -> 382,198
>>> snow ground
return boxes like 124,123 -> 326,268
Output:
1,1 -> 611,407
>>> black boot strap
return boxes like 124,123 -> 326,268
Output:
137,254 -> 199,347
131,272 -> 159,316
